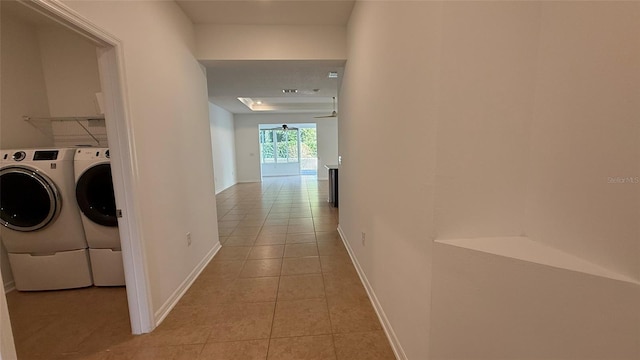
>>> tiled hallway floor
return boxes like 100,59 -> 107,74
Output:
7,177 -> 395,359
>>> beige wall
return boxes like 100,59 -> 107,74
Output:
209,102 -> 237,193
196,24 -> 347,61
430,243 -> 640,359
0,14 -> 53,149
37,25 -> 107,147
63,0 -> 220,320
434,1 -> 538,240
0,4 -> 105,155
38,26 -> 102,118
341,1 -> 640,358
526,2 -> 640,279
340,2 -> 442,358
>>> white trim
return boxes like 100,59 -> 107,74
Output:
97,44 -> 154,334
0,270 -> 17,360
215,182 -> 238,195
154,242 -> 222,325
3,282 -> 15,295
238,180 -> 261,183
337,225 -> 407,360
19,0 -> 155,334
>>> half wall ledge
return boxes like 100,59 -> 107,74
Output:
434,236 -> 639,286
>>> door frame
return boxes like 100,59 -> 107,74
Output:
2,0 -> 154,337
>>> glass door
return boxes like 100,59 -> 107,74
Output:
259,127 -> 301,177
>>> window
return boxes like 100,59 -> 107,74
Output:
260,128 -> 300,164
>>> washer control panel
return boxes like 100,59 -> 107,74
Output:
11,151 -> 26,162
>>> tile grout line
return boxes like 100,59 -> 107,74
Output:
213,178 -> 336,358
264,202 -> 280,360
310,185 -> 341,360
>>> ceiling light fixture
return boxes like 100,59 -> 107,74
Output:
282,89 -> 298,94
328,72 -> 338,79
237,97 -> 273,112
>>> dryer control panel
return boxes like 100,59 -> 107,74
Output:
75,148 -> 110,161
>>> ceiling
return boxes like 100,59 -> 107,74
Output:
7,0 -> 351,116
176,1 -> 353,115
204,60 -> 344,114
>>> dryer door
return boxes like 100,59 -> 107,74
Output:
0,166 -> 62,232
75,164 -> 118,227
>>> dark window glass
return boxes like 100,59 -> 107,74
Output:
76,164 -> 117,227
0,172 -> 53,229
33,151 -> 58,161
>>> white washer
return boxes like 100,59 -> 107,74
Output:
74,148 -> 124,286
0,148 -> 92,291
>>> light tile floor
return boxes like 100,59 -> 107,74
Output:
7,177 -> 395,359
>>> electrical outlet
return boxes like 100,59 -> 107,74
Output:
361,232 -> 366,246
186,232 -> 192,246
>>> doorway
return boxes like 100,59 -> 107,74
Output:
299,125 -> 318,176
259,123 -> 318,178
1,1 -> 153,358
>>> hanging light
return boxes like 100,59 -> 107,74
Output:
282,124 -> 289,131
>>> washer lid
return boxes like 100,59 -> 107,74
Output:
75,163 -> 118,227
0,166 -> 61,232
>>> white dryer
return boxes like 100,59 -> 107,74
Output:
74,148 -> 124,286
0,148 -> 92,291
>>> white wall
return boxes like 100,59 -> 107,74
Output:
430,243 -> 640,359
234,114 -> 338,182
0,14 -> 53,149
434,1 -> 538,241
525,2 -> 640,279
341,2 -> 441,358
38,26 -> 102,118
341,1 -> 640,359
196,24 -> 346,60
209,102 -> 237,193
63,0 -> 220,321
37,25 -> 107,147
262,161 -> 300,177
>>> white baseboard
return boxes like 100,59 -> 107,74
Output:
153,241 -> 221,325
3,281 -> 15,294
337,225 -> 407,360
215,181 -> 238,195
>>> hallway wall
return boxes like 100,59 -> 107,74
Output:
209,102 -> 238,193
63,0 -> 220,323
341,1 -> 640,359
340,2 -> 441,358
